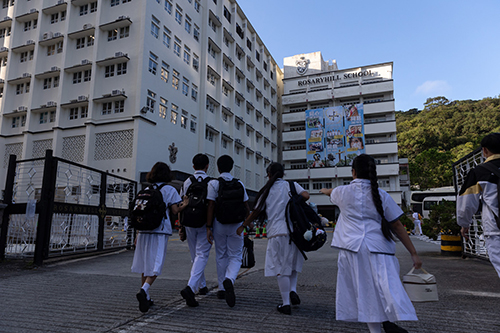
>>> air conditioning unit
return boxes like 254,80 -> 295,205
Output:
54,32 -> 62,37
3,16 -> 11,21
115,51 -> 124,57
0,47 -> 7,52
42,32 -> 53,40
256,151 -> 262,155
111,89 -> 122,96
77,95 -> 88,102
0,79 -> 4,84
140,107 -> 149,114
18,106 -> 27,112
235,138 -> 242,144
57,0 -> 65,4
30,9 -> 37,13
26,40 -> 35,45
264,156 -> 269,160
118,15 -> 129,20
22,73 -> 30,78
51,66 -> 60,71
83,23 -> 93,29
81,59 -> 90,65
47,101 -> 56,107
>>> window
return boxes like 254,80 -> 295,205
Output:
149,52 -> 158,75
24,21 -> 32,32
108,29 -> 117,41
80,4 -> 88,15
90,1 -> 97,12
151,16 -> 160,38
236,24 -> 244,39
222,139 -> 227,149
161,62 -> 169,82
181,115 -> 187,128
247,38 -> 252,50
114,100 -> 124,113
76,37 -> 85,49
191,84 -> 198,101
190,119 -> 196,133
172,69 -> 179,89
69,108 -> 78,120
111,0 -> 120,6
51,13 -> 59,24
205,129 -> 214,142
47,45 -> 55,56
147,90 -> 156,112
185,16 -> 191,33
12,115 -> 26,128
206,98 -> 215,113
117,62 -> 127,75
183,46 -> 190,64
236,47 -> 243,60
53,76 -> 60,87
223,6 -> 231,23
170,110 -> 178,124
159,98 -> 167,119
222,112 -> 228,122
16,83 -> 24,95
175,8 -> 182,24
119,26 -> 129,39
223,86 -> 229,96
73,72 -> 82,84
174,38 -> 181,56
43,77 -> 52,89
193,25 -> 199,42
81,106 -> 88,118
40,111 -> 56,124
263,62 -> 268,72
165,0 -> 172,14
235,121 -> 240,130
192,54 -> 199,71
194,1 -> 200,12
56,41 -> 63,53
0,27 -> 11,38
208,43 -> 216,59
209,18 -> 217,32
25,82 -> 30,93
105,65 -> 115,77
163,27 -> 171,47
182,77 -> 189,96
223,61 -> 229,72
102,102 -> 112,115
83,69 -> 91,82
255,50 -> 260,62
207,72 -> 216,85
235,97 -> 240,107
20,51 -> 33,63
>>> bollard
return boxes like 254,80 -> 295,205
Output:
441,235 -> 462,256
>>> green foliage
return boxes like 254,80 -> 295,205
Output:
425,200 -> 460,239
400,214 -> 414,231
397,96 -> 500,189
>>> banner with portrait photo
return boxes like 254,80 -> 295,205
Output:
324,106 -> 345,167
305,109 -> 326,168
344,104 -> 365,165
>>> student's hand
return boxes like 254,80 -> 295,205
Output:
207,228 -> 214,245
411,253 -> 422,269
320,188 -> 332,196
236,225 -> 245,236
461,226 -> 469,240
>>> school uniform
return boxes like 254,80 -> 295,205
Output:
207,172 -> 249,290
180,171 -> 212,292
412,212 -> 422,235
329,178 -> 417,323
263,179 -> 305,277
131,183 -> 181,277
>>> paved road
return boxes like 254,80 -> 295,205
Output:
1,232 -> 500,332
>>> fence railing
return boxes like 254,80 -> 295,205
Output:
0,150 -> 137,265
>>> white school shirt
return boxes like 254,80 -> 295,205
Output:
329,178 -> 404,254
264,179 -> 306,238
180,170 -> 210,197
140,183 -> 182,236
207,172 -> 249,222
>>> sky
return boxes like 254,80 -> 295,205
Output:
236,0 -> 500,111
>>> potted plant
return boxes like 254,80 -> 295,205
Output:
426,200 -> 462,255
400,213 -> 414,234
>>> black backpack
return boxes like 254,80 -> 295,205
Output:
129,183 -> 167,231
479,162 -> 500,229
180,176 -> 212,228
286,181 -> 327,260
215,177 -> 246,224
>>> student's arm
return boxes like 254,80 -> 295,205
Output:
238,207 -> 261,236
320,188 -> 333,196
301,191 -> 310,201
390,219 -> 422,269
170,196 -> 189,215
206,200 -> 215,244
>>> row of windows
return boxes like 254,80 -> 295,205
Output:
149,92 -> 198,133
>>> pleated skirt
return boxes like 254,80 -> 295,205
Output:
336,241 -> 418,323
131,233 -> 169,277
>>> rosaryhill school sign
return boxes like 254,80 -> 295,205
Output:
297,70 -> 374,86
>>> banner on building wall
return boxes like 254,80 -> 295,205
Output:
305,104 -> 365,167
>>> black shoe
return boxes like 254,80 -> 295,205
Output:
223,278 -> 236,307
148,299 -> 155,307
290,291 -> 301,305
277,304 -> 291,315
181,286 -> 199,307
136,289 -> 150,313
217,290 -> 226,299
383,321 -> 408,333
199,286 -> 209,295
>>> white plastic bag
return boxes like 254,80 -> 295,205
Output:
403,267 -> 438,302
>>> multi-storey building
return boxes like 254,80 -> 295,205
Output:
0,0 -> 282,194
281,52 -> 401,218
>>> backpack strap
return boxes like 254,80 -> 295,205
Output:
478,162 -> 500,227
286,180 -> 308,260
152,183 -> 168,218
288,180 -> 297,197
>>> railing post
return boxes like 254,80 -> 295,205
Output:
34,150 -> 57,266
97,173 -> 107,251
0,155 -> 17,261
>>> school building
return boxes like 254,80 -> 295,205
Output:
0,0 -> 282,193
281,52 -> 401,219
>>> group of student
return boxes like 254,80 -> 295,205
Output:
130,153 -> 423,333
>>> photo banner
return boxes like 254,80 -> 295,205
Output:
324,106 -> 345,167
305,109 -> 325,168
344,104 -> 365,165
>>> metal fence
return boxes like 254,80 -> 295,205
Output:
0,150 -> 136,265
453,147 -> 489,260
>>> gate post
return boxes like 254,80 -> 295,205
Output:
0,155 -> 17,261
97,173 -> 107,251
34,150 -> 58,266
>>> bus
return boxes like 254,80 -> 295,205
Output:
410,186 -> 456,215
422,195 -> 456,219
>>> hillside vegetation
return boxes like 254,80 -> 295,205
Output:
396,96 -> 500,189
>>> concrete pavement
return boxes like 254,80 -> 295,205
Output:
1,231 -> 500,332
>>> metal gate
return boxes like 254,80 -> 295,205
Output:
0,150 -> 136,265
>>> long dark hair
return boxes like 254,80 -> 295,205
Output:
253,162 -> 285,213
352,154 -> 394,241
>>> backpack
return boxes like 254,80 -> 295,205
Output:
129,183 -> 167,231
418,213 -> 423,220
215,177 -> 246,224
479,162 -> 500,229
180,176 -> 212,228
286,181 -> 327,260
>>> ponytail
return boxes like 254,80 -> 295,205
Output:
353,154 -> 394,241
253,162 -> 284,213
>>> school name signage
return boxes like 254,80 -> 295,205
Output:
297,70 -> 374,87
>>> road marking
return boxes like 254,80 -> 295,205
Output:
451,290 -> 500,298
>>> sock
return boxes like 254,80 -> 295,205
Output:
290,271 -> 298,292
277,275 -> 291,305
142,282 -> 151,300
367,322 -> 381,333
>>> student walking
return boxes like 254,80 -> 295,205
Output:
412,211 -> 422,236
206,155 -> 250,307
241,162 -> 309,315
320,154 -> 422,333
179,154 -> 212,307
131,162 -> 188,313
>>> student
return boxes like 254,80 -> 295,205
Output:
412,211 -> 422,236
320,154 -> 422,333
241,162 -> 308,315
131,162 -> 188,313
179,154 -> 212,307
206,155 -> 250,307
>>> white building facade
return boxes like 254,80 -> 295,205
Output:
281,52 -> 401,218
0,0 -> 281,193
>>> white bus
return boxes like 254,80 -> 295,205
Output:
410,186 -> 455,215
422,195 -> 456,219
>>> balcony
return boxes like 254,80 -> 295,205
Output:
283,149 -> 306,161
282,112 -> 305,123
282,130 -> 306,142
361,80 -> 393,95
364,100 -> 395,115
364,120 -> 396,135
365,141 -> 398,155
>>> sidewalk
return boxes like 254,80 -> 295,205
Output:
1,233 -> 500,332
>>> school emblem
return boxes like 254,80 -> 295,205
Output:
168,142 -> 178,164
296,57 -> 310,75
